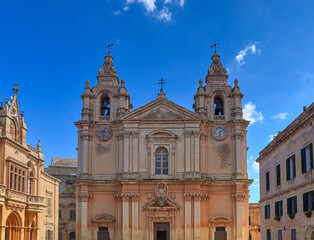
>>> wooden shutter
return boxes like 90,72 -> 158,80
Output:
301,147 -> 306,173
286,158 -> 290,180
275,202 -> 278,216
294,196 -> 297,213
303,193 -> 308,211
276,164 -> 281,186
292,156 -> 296,179
311,191 -> 314,210
287,198 -> 291,214
310,143 -> 313,170
266,172 -> 270,191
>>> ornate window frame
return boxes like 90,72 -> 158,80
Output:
147,130 -> 176,178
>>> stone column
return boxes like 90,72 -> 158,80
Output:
132,133 -> 139,173
232,193 -> 247,239
78,192 -> 92,240
194,132 -> 200,173
184,193 -> 192,239
122,194 -> 130,240
185,132 -> 191,172
123,133 -> 130,172
233,129 -> 243,177
80,133 -> 92,174
194,194 -> 201,240
118,134 -> 124,173
131,193 -> 139,240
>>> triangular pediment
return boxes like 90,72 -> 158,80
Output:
121,98 -> 200,121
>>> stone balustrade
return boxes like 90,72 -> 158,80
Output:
6,189 -> 27,202
28,195 -> 44,204
214,115 -> 225,120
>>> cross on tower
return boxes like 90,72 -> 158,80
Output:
211,42 -> 220,53
13,83 -> 19,95
158,77 -> 166,91
106,43 -> 114,54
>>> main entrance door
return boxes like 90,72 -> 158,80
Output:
215,227 -> 227,240
154,223 -> 170,240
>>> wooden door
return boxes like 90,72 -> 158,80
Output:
154,223 -> 170,240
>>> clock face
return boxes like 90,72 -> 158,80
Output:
212,126 -> 228,140
96,127 -> 112,141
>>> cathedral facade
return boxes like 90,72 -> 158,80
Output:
75,51 -> 252,240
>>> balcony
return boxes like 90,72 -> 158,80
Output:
27,195 -> 44,212
5,189 -> 44,212
214,115 -> 225,121
0,185 -> 6,205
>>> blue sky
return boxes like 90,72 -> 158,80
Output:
1,0 -> 314,203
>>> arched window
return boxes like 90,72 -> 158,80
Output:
100,97 -> 110,116
27,162 -> 35,195
69,232 -> 75,240
214,97 -> 223,115
155,147 -> 168,175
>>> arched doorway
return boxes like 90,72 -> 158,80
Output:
311,231 -> 314,240
5,212 -> 22,240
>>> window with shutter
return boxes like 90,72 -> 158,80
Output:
266,229 -> 271,240
265,205 -> 270,219
286,155 -> 295,180
266,171 -> 270,191
278,230 -> 282,240
302,143 -> 313,173
276,164 -> 281,186
303,190 -> 314,211
288,196 -> 297,214
291,229 -> 296,240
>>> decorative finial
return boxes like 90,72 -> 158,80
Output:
199,78 -> 203,87
158,77 -> 166,91
37,139 -> 41,151
5,98 -> 8,104
13,83 -> 19,95
21,111 -> 24,118
121,79 -> 125,87
106,43 -> 114,54
210,42 -> 220,53
234,79 -> 239,87
85,79 -> 90,89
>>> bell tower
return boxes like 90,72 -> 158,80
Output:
194,51 -> 244,122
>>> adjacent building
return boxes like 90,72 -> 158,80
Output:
45,157 -> 77,240
0,84 -> 60,240
256,103 -> 314,240
249,203 -> 260,240
75,51 -> 252,240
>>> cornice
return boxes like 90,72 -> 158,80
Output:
257,103 -> 314,162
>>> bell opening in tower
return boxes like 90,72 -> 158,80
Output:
214,97 -> 224,115
101,97 -> 110,116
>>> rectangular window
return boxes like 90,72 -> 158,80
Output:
266,229 -> 271,240
303,190 -> 314,211
302,143 -> 313,173
286,155 -> 296,180
266,171 -> 270,191
291,229 -> 296,240
48,198 -> 52,215
70,210 -> 76,220
59,210 -> 62,219
265,204 -> 270,219
276,164 -> 281,186
287,196 -> 297,214
278,229 -> 282,240
275,200 -> 283,216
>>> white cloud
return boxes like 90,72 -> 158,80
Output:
268,133 -> 278,142
252,161 -> 259,173
179,0 -> 186,7
273,112 -> 288,120
112,10 -> 122,15
252,178 -> 260,187
124,0 -> 156,12
157,6 -> 172,21
243,101 -> 264,125
164,0 -> 172,3
235,43 -> 261,65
